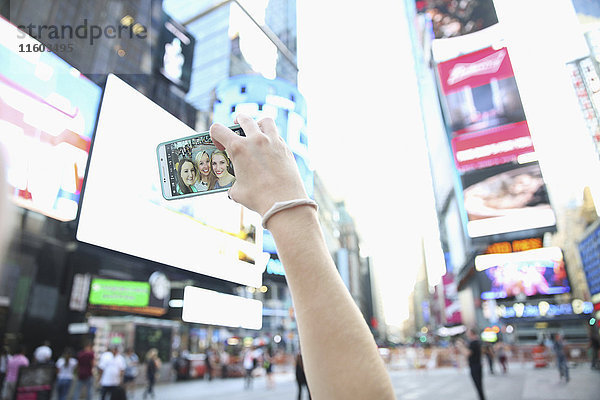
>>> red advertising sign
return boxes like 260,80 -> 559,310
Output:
442,273 -> 462,325
437,46 -> 534,172
438,47 -> 515,95
452,120 -> 534,171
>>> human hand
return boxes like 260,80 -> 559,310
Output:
209,114 -> 309,216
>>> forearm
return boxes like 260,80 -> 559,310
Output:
269,207 -> 394,399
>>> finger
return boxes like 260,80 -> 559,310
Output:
256,117 -> 279,140
235,113 -> 263,138
210,123 -> 241,151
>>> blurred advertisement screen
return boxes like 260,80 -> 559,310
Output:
77,75 -> 266,287
437,47 -> 534,172
0,17 -> 102,221
461,162 -> 555,237
476,247 -> 570,300
578,220 -> 600,297
415,0 -> 498,39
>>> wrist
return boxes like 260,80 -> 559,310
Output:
262,199 -> 318,230
265,202 -> 319,233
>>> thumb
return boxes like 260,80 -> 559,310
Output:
210,123 -> 236,151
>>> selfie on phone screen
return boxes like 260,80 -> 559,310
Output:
159,127 -> 243,199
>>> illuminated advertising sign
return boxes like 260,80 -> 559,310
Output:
89,279 -> 150,307
415,0 -> 498,39
213,75 -> 312,254
476,247 -> 570,300
567,58 -> 600,157
486,237 -> 543,254
442,273 -> 462,325
578,220 -> 600,296
77,75 -> 266,288
87,277 -> 168,317
462,161 -> 555,237
156,12 -> 195,92
0,17 -> 102,221
437,47 -> 534,172
497,300 -> 593,319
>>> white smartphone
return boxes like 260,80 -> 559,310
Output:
157,125 -> 244,200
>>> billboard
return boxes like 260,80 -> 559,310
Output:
578,219 -> 600,297
437,47 -> 534,172
88,279 -> 150,307
415,0 -> 498,39
77,75 -> 266,288
476,247 -> 570,300
461,161 -> 555,237
435,43 -> 556,238
156,11 -> 195,93
0,17 -> 102,221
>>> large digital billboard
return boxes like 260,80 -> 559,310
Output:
77,75 -> 267,288
578,220 -> 600,297
476,247 -> 570,300
437,46 -> 534,172
461,161 -> 555,237
0,17 -> 102,221
435,42 -> 556,238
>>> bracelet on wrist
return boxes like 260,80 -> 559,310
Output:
261,199 -> 318,229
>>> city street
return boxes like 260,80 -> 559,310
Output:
129,363 -> 600,400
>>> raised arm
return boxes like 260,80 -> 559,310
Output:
210,115 -> 394,400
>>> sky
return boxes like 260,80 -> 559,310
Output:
294,2 -> 443,327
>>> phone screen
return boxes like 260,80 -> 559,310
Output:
162,126 -> 243,198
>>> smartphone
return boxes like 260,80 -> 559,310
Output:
157,125 -> 244,200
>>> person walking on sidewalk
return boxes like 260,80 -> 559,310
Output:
552,333 -> 569,382
143,348 -> 161,399
55,347 -> 77,400
2,345 -> 28,400
295,352 -> 310,400
97,345 -> 126,400
495,340 -> 509,373
72,342 -> 95,400
458,328 -> 486,400
123,348 -> 140,398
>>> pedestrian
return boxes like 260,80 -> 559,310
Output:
295,352 -> 310,400
457,328 -> 485,400
204,347 -> 212,381
72,342 -> 95,400
0,346 -> 9,390
242,346 -> 256,389
495,340 -> 509,373
123,348 -> 140,397
589,326 -> 599,370
219,349 -> 229,379
483,344 -> 494,374
143,348 -> 161,399
97,344 -> 126,400
55,347 -> 77,400
552,333 -> 569,382
33,341 -> 52,364
2,345 -> 28,400
263,347 -> 274,389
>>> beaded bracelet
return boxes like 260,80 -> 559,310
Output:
261,199 -> 319,229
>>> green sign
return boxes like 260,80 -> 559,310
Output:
89,279 -> 150,307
